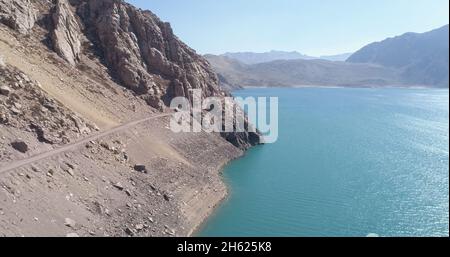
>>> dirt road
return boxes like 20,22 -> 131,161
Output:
0,113 -> 173,174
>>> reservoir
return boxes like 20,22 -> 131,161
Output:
199,87 -> 449,237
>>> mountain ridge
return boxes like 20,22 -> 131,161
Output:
222,50 -> 316,64
220,50 -> 353,64
347,25 -> 449,87
205,54 -> 403,89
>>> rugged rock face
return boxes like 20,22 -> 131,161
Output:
0,0 -> 36,34
72,0 -> 261,148
50,0 -> 83,66
75,0 -> 224,108
0,0 -> 261,148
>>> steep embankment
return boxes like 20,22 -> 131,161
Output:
0,0 -> 260,237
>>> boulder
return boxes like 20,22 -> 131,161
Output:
133,164 -> 147,173
113,182 -> 124,191
11,140 -> 29,153
125,227 -> 135,236
64,218 -> 76,228
0,85 -> 11,96
0,112 -> 8,123
10,106 -> 21,115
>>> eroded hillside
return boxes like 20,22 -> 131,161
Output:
0,0 -> 260,236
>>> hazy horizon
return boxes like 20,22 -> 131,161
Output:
127,0 -> 449,56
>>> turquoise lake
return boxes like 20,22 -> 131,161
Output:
199,87 -> 449,237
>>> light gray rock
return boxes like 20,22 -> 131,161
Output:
0,0 -> 36,34
50,0 -> 82,66
64,217 -> 76,228
77,0 -> 222,101
135,224 -> 144,231
113,182 -> 124,191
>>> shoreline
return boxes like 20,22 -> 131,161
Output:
235,84 -> 447,90
187,145 -> 259,237
186,152 -> 242,237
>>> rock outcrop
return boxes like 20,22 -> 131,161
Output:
0,0 -> 36,34
75,0 -> 223,108
50,0 -> 83,66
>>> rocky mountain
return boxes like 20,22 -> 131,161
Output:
0,0 -> 260,237
206,54 -> 403,89
348,25 -> 449,87
203,54 -> 248,90
1,0 -> 261,148
0,0 -> 36,34
222,50 -> 316,64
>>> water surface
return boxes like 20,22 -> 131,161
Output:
200,87 -> 449,237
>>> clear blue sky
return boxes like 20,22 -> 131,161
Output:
127,0 -> 449,56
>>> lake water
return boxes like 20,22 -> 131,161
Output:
199,87 -> 449,237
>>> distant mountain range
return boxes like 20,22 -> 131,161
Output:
222,51 -> 316,64
207,25 -> 449,89
205,55 -> 402,89
221,50 -> 352,64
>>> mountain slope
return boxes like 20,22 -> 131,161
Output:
0,0 -> 260,237
348,25 -> 449,87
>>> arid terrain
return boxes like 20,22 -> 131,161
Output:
0,0 -> 260,237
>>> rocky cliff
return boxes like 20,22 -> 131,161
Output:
75,0 -> 223,107
0,0 -> 261,237
1,0 -> 261,148
0,0 -> 36,34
